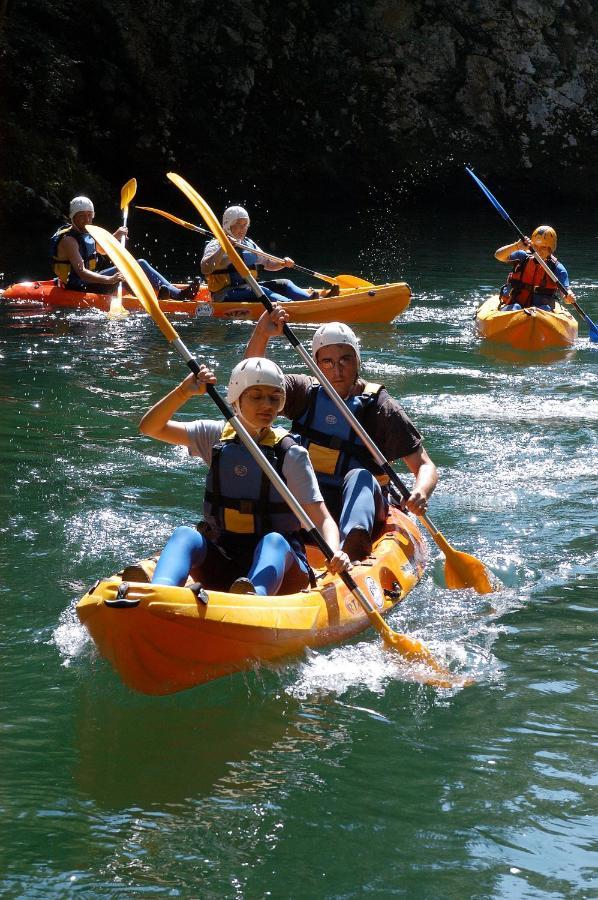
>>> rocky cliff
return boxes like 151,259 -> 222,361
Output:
1,0 -> 596,220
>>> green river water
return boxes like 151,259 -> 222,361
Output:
0,207 -> 596,898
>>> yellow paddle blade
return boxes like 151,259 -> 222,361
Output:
167,173 -> 251,279
443,549 -> 495,594
430,530 -> 495,594
120,178 -> 137,210
137,206 -> 200,233
107,296 -> 129,319
87,226 -> 177,342
335,274 -> 375,288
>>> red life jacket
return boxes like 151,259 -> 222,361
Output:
502,254 -> 558,308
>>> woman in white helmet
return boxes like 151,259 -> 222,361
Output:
200,205 -> 338,303
51,195 -> 197,300
245,308 -> 438,561
495,225 -> 576,310
139,357 -> 350,594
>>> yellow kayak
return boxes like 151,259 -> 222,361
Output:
76,507 -> 426,695
475,295 -> 578,351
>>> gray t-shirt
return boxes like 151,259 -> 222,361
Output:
184,419 -> 323,505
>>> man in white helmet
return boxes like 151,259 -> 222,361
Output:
138,357 -> 350,594
245,308 -> 438,561
495,225 -> 575,310
201,205 -> 339,303
51,195 -> 197,300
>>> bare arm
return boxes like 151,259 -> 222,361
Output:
401,446 -> 438,516
59,235 -> 122,286
495,238 -> 529,262
139,366 -> 217,447
304,500 -> 351,574
244,305 -> 289,358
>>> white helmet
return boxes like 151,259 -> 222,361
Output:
69,196 -> 94,220
223,205 -> 249,233
312,322 -> 361,367
227,357 -> 285,406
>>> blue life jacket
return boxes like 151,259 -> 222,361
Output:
206,238 -> 264,295
291,380 -> 388,489
50,225 -> 98,290
203,423 -> 300,552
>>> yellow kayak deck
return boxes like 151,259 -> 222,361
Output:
475,295 -> 578,350
76,507 -> 426,695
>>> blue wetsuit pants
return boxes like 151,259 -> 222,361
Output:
151,526 -> 309,596
99,259 -> 183,298
218,279 -> 312,304
321,469 -> 387,543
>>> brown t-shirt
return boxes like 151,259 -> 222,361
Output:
282,374 -> 422,462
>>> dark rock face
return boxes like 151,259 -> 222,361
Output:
1,0 -> 596,220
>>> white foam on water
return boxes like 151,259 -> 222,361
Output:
406,392 -> 598,423
50,602 -> 90,665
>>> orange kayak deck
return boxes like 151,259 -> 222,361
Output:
475,295 -> 578,351
76,507 -> 426,695
1,279 -> 411,324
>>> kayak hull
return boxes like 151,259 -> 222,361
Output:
76,507 -> 426,695
475,295 -> 578,350
1,280 -> 411,324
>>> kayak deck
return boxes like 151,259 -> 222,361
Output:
475,295 -> 578,350
1,279 -> 411,324
76,507 -> 426,695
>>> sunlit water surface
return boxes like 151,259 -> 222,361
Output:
0,207 -> 596,897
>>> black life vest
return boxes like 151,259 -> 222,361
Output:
203,424 -> 300,550
50,225 -> 98,290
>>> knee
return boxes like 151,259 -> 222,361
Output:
170,525 -> 203,547
259,531 -> 289,554
344,468 -> 376,489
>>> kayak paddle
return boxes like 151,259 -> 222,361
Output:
88,222 -> 467,688
167,172 -> 496,597
108,178 -> 137,319
137,204 -> 373,289
466,167 -> 598,342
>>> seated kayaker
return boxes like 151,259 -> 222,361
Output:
245,310 -> 438,562
201,205 -> 339,303
139,357 -> 350,595
495,225 -> 576,311
51,196 -> 197,300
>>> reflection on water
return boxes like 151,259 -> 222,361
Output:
1,207 -> 596,897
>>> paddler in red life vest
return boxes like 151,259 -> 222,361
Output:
200,205 -> 339,303
245,311 -> 438,563
51,196 -> 197,300
139,357 -> 350,596
495,225 -> 576,311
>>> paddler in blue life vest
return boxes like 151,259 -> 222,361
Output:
495,225 -> 576,311
139,357 -> 350,595
200,205 -> 340,303
245,310 -> 438,562
51,196 -> 197,300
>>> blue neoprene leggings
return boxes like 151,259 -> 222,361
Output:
219,280 -> 312,303
151,526 -> 307,596
100,259 -> 183,298
323,469 -> 387,543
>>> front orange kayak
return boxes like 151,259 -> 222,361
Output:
475,295 -> 578,350
76,506 -> 426,695
1,279 -> 411,324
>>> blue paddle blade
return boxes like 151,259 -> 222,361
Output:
465,167 -> 511,223
589,323 -> 598,343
